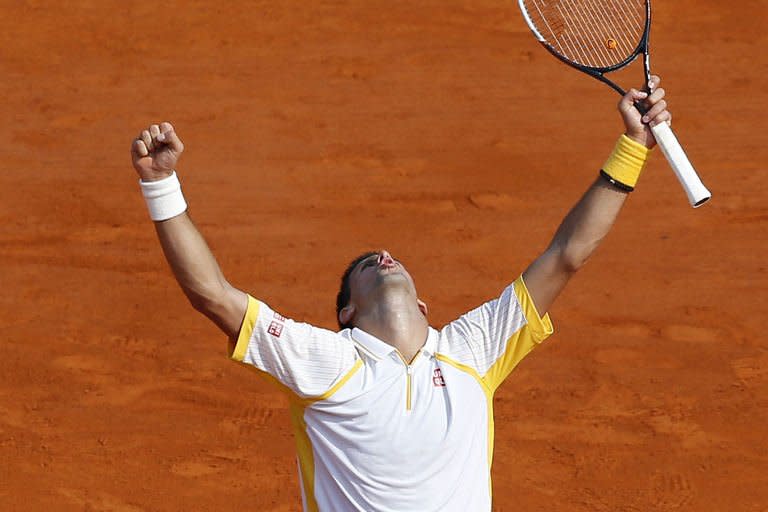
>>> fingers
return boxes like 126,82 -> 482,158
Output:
617,76 -> 671,148
641,76 -> 670,127
132,139 -> 149,158
149,124 -> 161,144
132,122 -> 183,155
647,74 -> 661,92
159,122 -> 184,153
642,98 -> 667,125
650,110 -> 672,127
619,88 -> 648,114
140,129 -> 153,152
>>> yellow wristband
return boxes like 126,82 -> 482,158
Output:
601,134 -> 652,191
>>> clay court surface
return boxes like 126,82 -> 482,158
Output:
2,1 -> 767,510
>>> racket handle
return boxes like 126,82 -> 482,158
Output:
650,122 -> 711,208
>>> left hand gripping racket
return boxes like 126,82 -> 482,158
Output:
518,0 -> 711,207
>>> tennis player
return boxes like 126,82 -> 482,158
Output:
131,76 -> 671,511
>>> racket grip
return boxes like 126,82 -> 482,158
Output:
649,122 -> 711,207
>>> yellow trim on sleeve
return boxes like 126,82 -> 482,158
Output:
514,275 -> 553,342
230,295 -> 260,362
483,276 -> 553,392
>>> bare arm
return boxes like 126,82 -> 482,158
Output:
523,176 -> 628,314
131,122 -> 247,340
523,76 -> 672,314
154,213 -> 248,339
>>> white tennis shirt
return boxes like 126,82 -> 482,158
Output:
231,276 -> 553,511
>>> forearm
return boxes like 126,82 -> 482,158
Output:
524,132 -> 652,314
155,212 -> 226,304
550,132 -> 652,270
523,177 -> 628,314
154,212 -> 247,337
548,176 -> 628,271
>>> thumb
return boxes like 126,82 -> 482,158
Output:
158,122 -> 184,153
619,88 -> 648,116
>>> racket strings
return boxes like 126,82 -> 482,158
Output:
523,0 -> 646,68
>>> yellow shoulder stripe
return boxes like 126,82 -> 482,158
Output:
230,295 -> 260,362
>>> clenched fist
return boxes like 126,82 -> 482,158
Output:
131,122 -> 184,182
618,75 -> 672,149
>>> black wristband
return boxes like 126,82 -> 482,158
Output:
600,169 -> 635,192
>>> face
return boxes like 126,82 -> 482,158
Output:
348,250 -> 417,303
339,250 -> 428,328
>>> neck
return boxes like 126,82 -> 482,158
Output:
354,291 -> 428,362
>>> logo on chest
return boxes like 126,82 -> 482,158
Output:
267,320 -> 284,338
432,368 -> 446,387
267,311 -> 287,338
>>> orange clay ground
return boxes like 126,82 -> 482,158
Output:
1,2 -> 767,510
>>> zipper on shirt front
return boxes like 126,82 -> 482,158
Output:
396,352 -> 418,411
405,365 -> 413,411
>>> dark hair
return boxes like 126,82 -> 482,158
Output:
336,251 -> 377,330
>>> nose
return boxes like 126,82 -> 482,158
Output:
378,250 -> 395,267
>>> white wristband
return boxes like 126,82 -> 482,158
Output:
139,171 -> 188,221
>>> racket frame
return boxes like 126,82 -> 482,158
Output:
518,0 -> 711,207
519,0 -> 652,96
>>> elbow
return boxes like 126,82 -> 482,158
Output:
184,283 -> 247,340
184,283 -> 229,316
187,292 -> 213,313
186,287 -> 234,331
560,253 -> 587,274
557,241 -> 599,274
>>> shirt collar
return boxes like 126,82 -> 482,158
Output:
421,328 -> 438,357
350,327 -> 438,361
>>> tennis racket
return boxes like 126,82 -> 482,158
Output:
518,0 -> 711,207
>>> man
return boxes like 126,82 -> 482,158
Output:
130,77 -> 671,511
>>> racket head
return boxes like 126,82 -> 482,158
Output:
519,0 -> 650,74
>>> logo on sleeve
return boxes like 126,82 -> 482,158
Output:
432,368 -> 446,387
273,312 -> 287,322
267,321 -> 284,338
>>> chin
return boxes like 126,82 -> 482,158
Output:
378,270 -> 406,281
376,272 -> 414,290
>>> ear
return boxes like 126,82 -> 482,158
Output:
417,299 -> 428,318
339,304 -> 356,327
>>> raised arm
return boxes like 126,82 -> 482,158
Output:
523,76 -> 671,315
131,122 -> 247,340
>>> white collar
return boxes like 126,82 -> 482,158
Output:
350,326 -> 438,361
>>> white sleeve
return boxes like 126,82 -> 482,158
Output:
438,275 -> 553,392
230,295 -> 359,398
